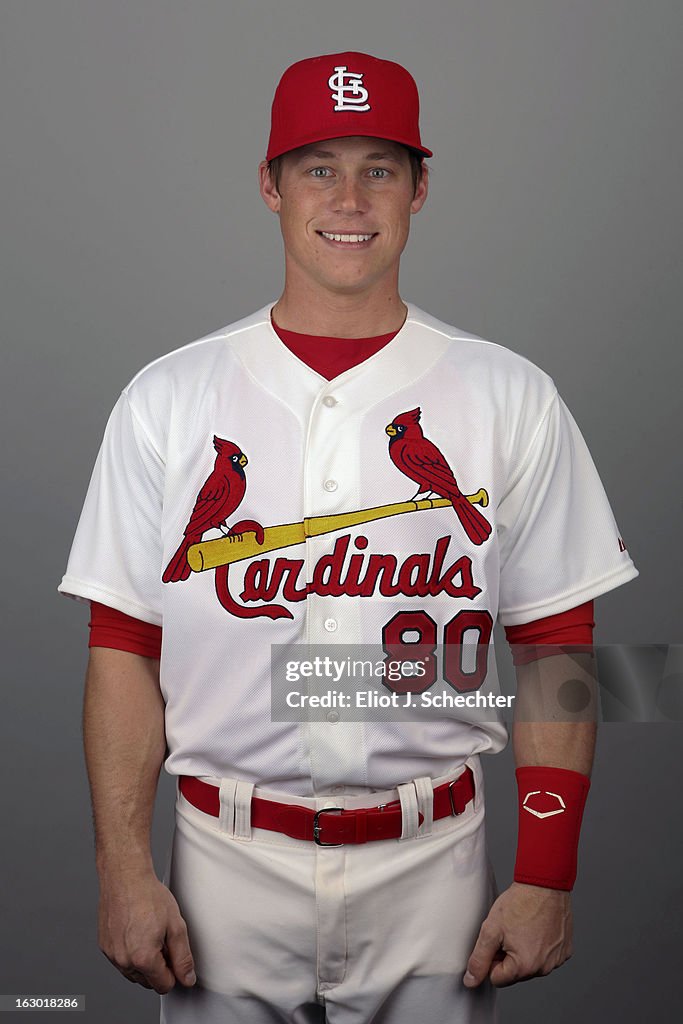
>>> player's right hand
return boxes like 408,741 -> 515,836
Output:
97,871 -> 197,994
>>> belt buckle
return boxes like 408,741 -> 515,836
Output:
313,806 -> 344,847
448,780 -> 463,816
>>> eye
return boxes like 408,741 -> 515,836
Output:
369,167 -> 390,179
308,166 -> 331,178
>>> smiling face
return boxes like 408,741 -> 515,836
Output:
258,136 -> 428,306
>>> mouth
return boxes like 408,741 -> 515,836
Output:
316,231 -> 377,249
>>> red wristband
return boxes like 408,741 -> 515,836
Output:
514,765 -> 591,891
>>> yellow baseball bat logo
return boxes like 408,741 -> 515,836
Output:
187,490 -> 489,572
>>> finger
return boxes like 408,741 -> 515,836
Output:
121,968 -> 153,990
490,951 -> 556,988
489,953 -> 525,988
102,950 -> 154,991
165,918 -> 197,987
490,941 -> 573,988
128,947 -> 178,995
463,922 -> 503,988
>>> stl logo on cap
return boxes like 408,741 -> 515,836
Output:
328,65 -> 371,112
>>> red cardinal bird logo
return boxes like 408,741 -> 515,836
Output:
162,436 -> 263,583
386,408 -> 492,546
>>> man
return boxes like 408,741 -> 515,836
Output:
59,52 -> 638,1022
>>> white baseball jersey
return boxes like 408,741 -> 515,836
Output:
58,302 -> 638,795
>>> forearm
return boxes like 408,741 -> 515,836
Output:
464,650 -> 598,988
512,650 -> 598,774
83,647 -> 167,881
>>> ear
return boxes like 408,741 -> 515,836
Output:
410,161 -> 429,215
259,160 -> 281,214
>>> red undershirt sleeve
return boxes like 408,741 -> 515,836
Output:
89,600 -> 162,659
504,600 -> 594,665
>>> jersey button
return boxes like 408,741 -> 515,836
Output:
323,479 -> 338,492
322,396 -> 338,408
324,618 -> 338,632
327,711 -> 340,724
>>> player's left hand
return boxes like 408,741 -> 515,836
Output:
463,881 -> 573,988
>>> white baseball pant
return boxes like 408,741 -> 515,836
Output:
160,757 -> 498,1023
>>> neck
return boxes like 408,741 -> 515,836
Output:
271,289 -> 408,339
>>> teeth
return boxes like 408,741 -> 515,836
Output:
321,232 -> 374,243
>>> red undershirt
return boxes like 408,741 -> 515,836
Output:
88,321 -> 594,662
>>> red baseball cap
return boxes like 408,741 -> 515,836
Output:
266,51 -> 433,161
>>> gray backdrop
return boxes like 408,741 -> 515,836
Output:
1,1 -> 681,1021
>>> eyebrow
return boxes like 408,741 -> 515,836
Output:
296,149 -> 403,163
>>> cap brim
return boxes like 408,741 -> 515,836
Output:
267,129 -> 432,162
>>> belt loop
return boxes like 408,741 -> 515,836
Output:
218,778 -> 238,835
413,776 -> 434,837
467,756 -> 483,813
233,780 -> 255,841
397,782 -> 419,840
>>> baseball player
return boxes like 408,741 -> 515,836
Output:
59,52 -> 638,1023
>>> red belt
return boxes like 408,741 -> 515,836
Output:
179,768 -> 475,846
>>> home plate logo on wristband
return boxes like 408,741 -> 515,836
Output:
328,66 -> 371,111
522,790 -> 567,819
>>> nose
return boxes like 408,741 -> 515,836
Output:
332,174 -> 368,215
